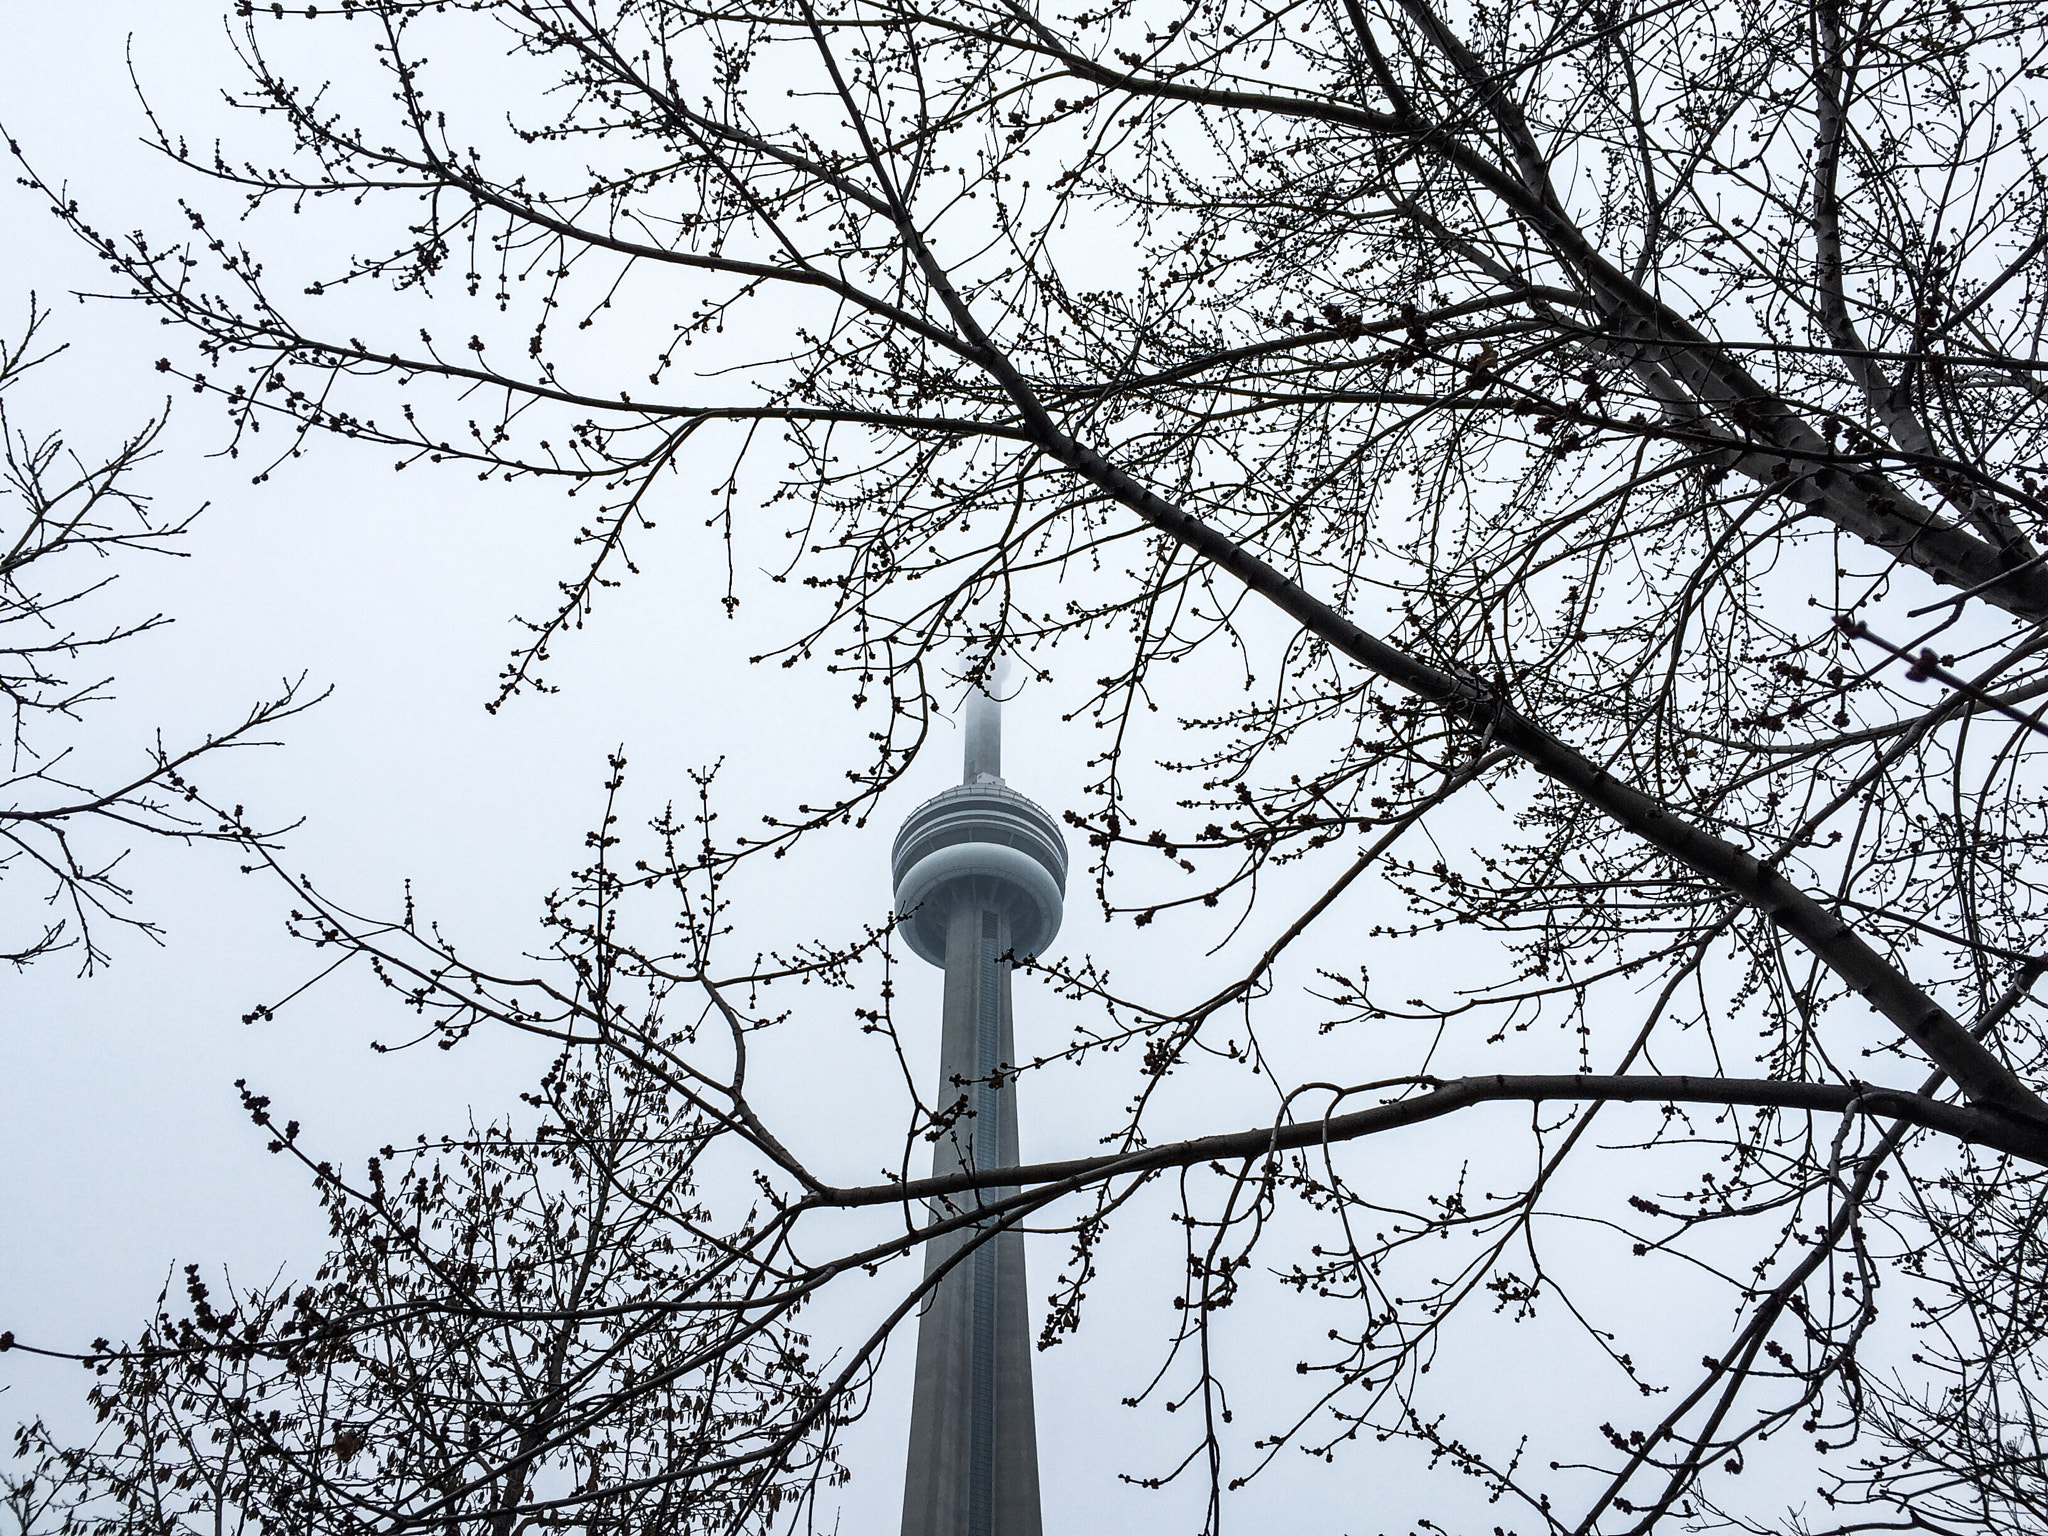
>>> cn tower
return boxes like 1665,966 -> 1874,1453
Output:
890,682 -> 1067,1536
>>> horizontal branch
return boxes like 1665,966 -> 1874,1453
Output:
815,1073 -> 2048,1213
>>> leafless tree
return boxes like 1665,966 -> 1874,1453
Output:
10,0 -> 2048,1529
6,767 -> 854,1536
0,300 -> 315,971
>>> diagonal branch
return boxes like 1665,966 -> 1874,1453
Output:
1043,440 -> 2048,1122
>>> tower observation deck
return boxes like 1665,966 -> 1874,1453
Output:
891,685 -> 1065,1536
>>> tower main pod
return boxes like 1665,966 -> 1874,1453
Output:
890,689 -> 1066,1536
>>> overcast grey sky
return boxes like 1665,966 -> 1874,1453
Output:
0,9 -> 1782,1533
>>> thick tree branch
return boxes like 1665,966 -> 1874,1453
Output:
1046,438 -> 2048,1123
813,1073 -> 2048,1214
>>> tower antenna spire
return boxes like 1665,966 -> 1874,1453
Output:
963,686 -> 1002,783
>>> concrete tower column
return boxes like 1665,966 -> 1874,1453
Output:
891,685 -> 1066,1536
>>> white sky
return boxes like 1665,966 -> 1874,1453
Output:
0,8 -> 1834,1534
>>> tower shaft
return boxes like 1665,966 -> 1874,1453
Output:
892,683 -> 1061,1536
899,901 -> 1043,1536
